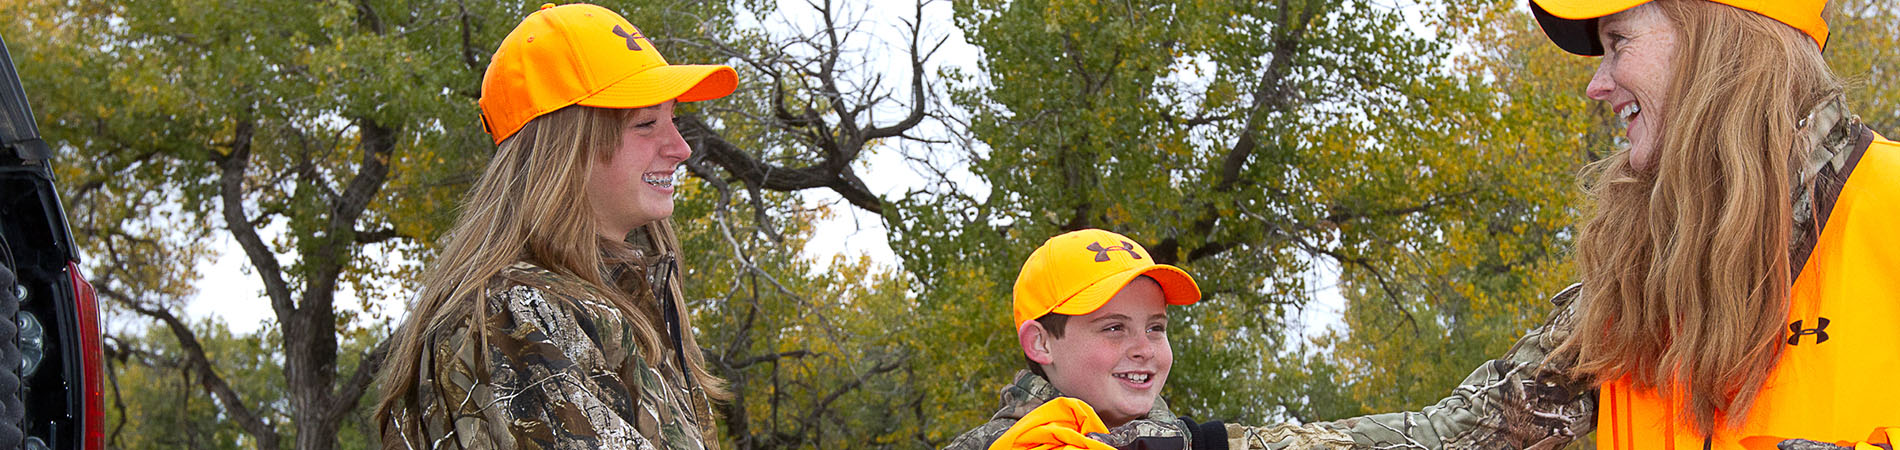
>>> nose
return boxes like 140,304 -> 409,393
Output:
659,120 -> 694,162
1585,59 -> 1616,102
1126,335 -> 1154,361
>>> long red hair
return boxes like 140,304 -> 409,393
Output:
1553,0 -> 1842,437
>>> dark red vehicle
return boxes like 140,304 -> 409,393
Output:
0,32 -> 108,450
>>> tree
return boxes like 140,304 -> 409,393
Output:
6,0 -> 560,448
654,0 -> 957,446
100,318 -> 387,449
102,320 -> 267,450
897,0 -> 1537,431
1265,0 -> 1607,421
669,185 -> 925,448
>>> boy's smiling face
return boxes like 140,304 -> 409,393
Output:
1025,277 -> 1173,428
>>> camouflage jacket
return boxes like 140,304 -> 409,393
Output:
1223,96 -> 1875,450
397,257 -> 717,450
944,370 -> 1222,450
1226,283 -> 1592,450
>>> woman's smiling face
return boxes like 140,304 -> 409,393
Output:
1585,3 -> 1680,172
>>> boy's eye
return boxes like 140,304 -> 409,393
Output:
1102,324 -> 1124,333
633,120 -> 659,129
1149,324 -> 1167,333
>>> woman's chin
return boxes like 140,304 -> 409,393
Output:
1629,145 -> 1656,172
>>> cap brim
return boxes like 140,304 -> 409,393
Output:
1048,265 -> 1202,318
1529,0 -> 1648,56
579,64 -> 738,109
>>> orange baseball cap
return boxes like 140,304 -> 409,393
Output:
1012,229 -> 1201,328
1530,0 -> 1829,56
479,3 -> 738,144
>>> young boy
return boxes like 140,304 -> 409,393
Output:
944,228 -> 1228,450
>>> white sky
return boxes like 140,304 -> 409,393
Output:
182,0 -> 1349,340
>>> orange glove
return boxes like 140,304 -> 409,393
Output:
1856,427 -> 1895,450
987,397 -> 1118,450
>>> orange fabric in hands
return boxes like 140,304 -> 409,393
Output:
988,397 -> 1118,450
1855,427 -> 1896,450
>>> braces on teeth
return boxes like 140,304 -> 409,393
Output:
643,172 -> 675,188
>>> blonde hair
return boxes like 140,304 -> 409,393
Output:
1554,0 -> 1843,437
372,105 -> 727,447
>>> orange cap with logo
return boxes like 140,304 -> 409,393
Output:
1012,229 -> 1202,328
1529,0 -> 1829,56
479,3 -> 738,144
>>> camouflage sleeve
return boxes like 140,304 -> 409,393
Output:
1229,284 -> 1595,450
943,419 -> 1013,450
425,285 -> 658,450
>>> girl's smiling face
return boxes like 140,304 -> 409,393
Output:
589,101 -> 693,239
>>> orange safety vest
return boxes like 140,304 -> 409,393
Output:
1597,138 -> 1900,450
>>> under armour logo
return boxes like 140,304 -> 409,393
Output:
1787,317 -> 1830,345
1086,241 -> 1144,262
613,24 -> 645,51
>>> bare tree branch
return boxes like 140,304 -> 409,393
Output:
327,338 -> 391,420
352,227 -> 408,245
730,350 -> 816,370
678,115 -> 885,213
672,0 -> 948,217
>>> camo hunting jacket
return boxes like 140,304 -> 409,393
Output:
943,370 -> 1215,450
398,260 -> 716,450
1226,283 -> 1592,450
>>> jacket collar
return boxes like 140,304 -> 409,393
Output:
1791,95 -> 1862,228
1789,96 -> 1874,275
989,370 -> 1182,426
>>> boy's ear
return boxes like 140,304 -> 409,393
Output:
1019,321 -> 1054,365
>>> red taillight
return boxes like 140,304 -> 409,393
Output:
66,262 -> 103,450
